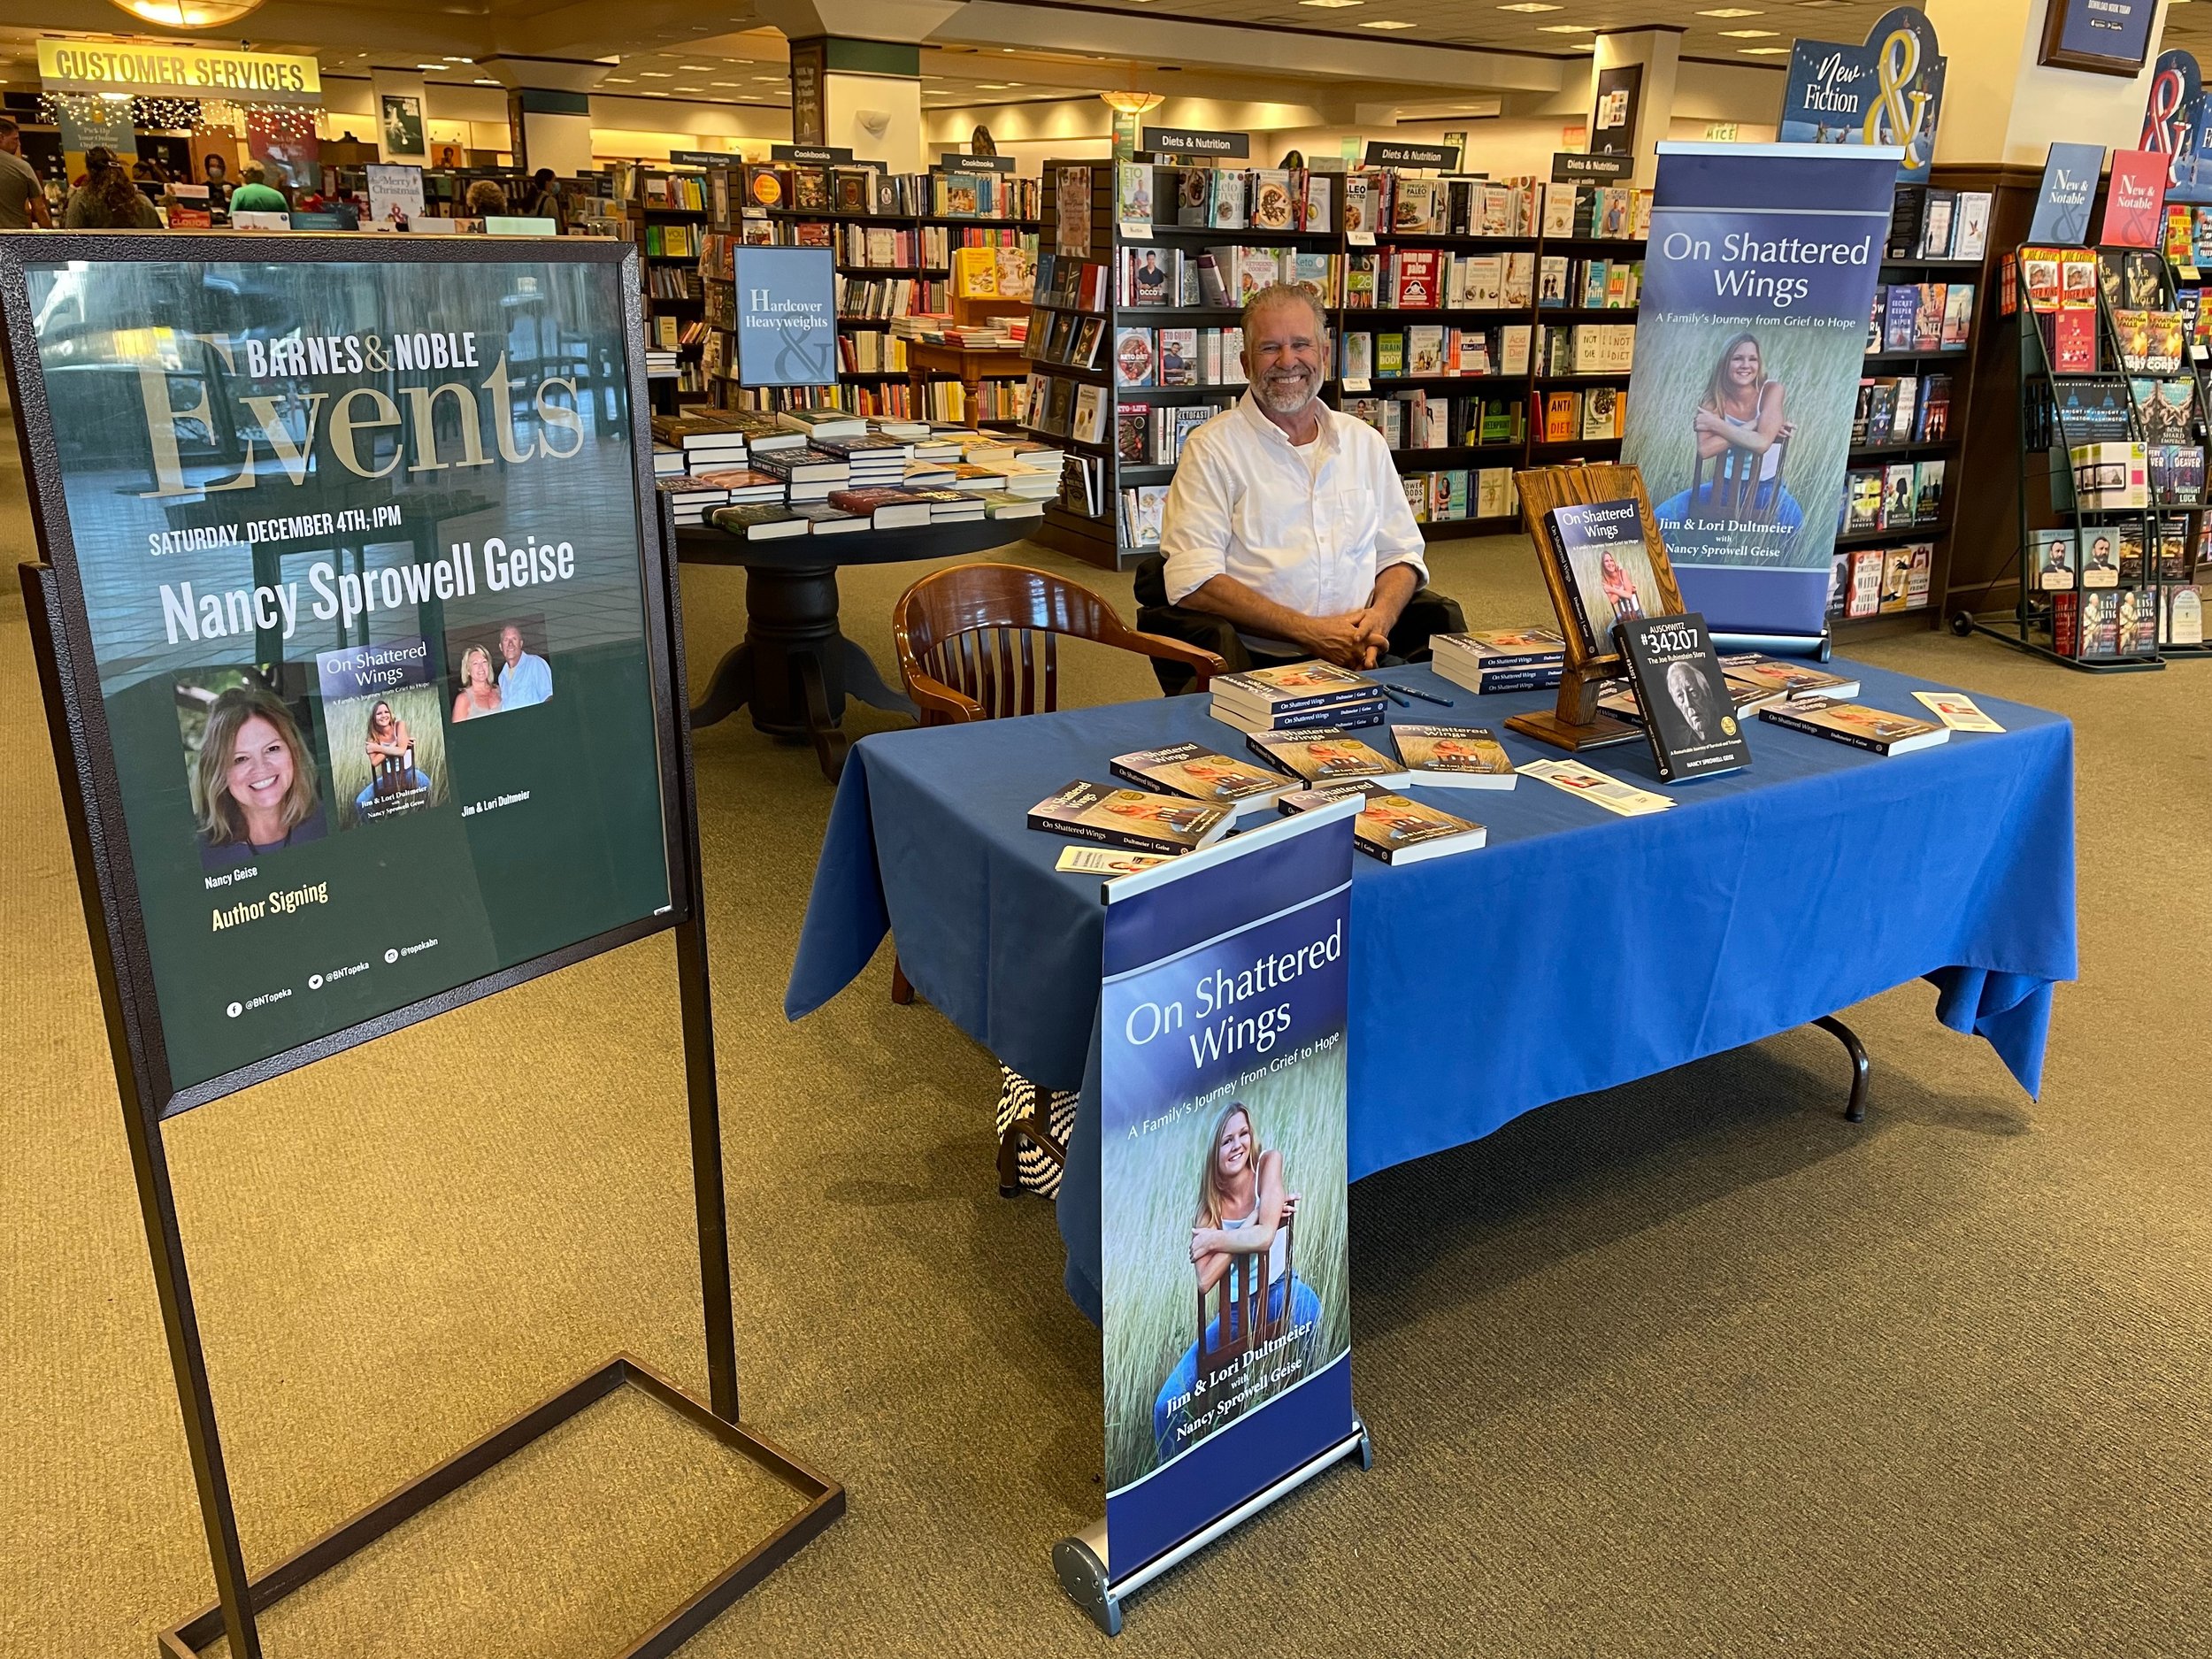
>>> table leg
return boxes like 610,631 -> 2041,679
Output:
841,638 -> 918,718
688,641 -> 755,729
1811,1015 -> 1870,1123
792,652 -> 849,781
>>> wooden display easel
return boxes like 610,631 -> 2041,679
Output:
1509,462 -> 1687,751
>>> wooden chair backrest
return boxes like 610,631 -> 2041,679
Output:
1196,1194 -> 1298,1389
1690,430 -> 1792,525
371,749 -> 412,798
893,562 -> 1217,724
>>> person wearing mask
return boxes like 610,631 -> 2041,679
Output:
464,178 -> 510,219
64,150 -> 161,229
201,151 -> 232,211
227,164 -> 289,214
522,167 -> 565,228
0,117 -> 51,229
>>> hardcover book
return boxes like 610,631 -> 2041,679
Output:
2035,526 -> 2078,590
1755,698 -> 1950,756
1027,780 -> 1233,855
1109,741 -> 1296,821
1244,728 -> 1410,787
1548,496 -> 1663,657
1614,613 -> 1751,782
1387,725 -> 1517,788
1278,782 -> 1486,865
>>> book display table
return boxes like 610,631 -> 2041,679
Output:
675,517 -> 1027,779
786,660 -> 2078,1315
902,340 -> 1032,429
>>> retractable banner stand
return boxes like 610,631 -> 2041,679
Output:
1055,799 -> 1369,1635
1621,142 -> 1902,646
2,234 -> 840,1659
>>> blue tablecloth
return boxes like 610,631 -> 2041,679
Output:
787,661 -> 2078,1319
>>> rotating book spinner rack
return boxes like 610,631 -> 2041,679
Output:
1507,461 -> 1686,751
1962,240 -> 2185,672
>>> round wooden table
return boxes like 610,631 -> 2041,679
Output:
674,515 -> 1030,779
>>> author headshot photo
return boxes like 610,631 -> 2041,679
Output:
1663,659 -> 1724,743
192,686 -> 327,872
1655,333 -> 1805,531
495,624 -> 553,709
1152,1102 -> 1323,1463
451,644 -> 504,722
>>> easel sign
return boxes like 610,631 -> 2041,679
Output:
1509,462 -> 1686,751
1,233 -> 839,1659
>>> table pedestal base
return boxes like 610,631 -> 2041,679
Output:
688,564 -> 918,780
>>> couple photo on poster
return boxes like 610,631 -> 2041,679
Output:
447,615 -> 554,723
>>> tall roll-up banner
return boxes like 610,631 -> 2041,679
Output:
1056,798 -> 1368,1634
1622,142 -> 1902,642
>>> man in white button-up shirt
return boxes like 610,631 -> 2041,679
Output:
1148,284 -> 1456,672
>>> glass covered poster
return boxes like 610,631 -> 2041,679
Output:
13,244 -> 673,1106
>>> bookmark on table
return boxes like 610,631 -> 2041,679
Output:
1911,689 -> 2005,733
1518,758 -> 1674,817
1056,845 -> 1174,876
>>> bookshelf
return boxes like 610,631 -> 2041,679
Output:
626,167 -> 712,401
1025,157 -> 1120,568
694,163 -> 1041,424
1026,162 -> 1648,570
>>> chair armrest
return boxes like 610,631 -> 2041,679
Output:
902,666 -> 986,726
1125,630 -> 1228,690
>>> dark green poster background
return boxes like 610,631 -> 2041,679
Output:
29,251 -> 672,1100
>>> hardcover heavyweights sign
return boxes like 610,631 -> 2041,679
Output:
7,241 -> 673,1110
1621,142 -> 1901,641
1777,5 -> 1946,180
1088,802 -> 1363,1609
732,245 -> 836,387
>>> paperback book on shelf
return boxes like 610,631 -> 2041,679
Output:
1245,727 -> 1411,787
1279,782 -> 1486,865
1755,697 -> 1950,756
1026,780 -> 1233,855
1387,725 -> 1517,788
1108,742 -> 1297,821
1613,613 -> 1751,783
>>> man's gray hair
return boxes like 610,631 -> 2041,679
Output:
1241,282 -> 1328,341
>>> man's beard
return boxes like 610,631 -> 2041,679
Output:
1255,365 -> 1318,415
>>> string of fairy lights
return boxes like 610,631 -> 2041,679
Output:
35,90 -> 322,137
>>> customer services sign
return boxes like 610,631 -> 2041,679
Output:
37,40 -> 321,103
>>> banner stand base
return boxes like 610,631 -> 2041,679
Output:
157,1353 -> 843,1659
1052,1420 -> 1372,1636
1710,628 -> 1832,662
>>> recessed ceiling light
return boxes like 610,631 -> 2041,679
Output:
643,88 -> 670,96
415,63 -> 444,71
1497,2 -> 1562,10
640,70 -> 674,76
473,78 -> 497,85
711,80 -> 741,86
754,74 -> 782,81
1537,21 -> 1594,29
604,76 -> 634,82
1736,44 -> 1790,52
680,64 -> 715,70
1720,27 -> 1778,36
1301,0 -> 1366,7
442,55 -> 472,62
1359,17 -> 1417,26
1569,41 -> 1595,50
1696,5 -> 1762,13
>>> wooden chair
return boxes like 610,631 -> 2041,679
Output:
888,562 -> 1226,1191
1688,429 -> 1792,525
1196,1194 -> 1298,1391
369,748 -> 414,799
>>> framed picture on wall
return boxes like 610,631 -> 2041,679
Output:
2039,0 -> 2157,77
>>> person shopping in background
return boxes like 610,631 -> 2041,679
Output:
1654,332 -> 1804,530
464,178 -> 509,219
64,150 -> 161,229
522,168 -> 565,229
227,164 -> 289,215
0,119 -> 51,228
194,687 -> 326,872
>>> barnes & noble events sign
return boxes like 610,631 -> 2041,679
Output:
7,241 -> 672,1109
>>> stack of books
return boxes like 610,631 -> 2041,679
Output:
1207,662 -> 1387,735
1430,629 -> 1567,694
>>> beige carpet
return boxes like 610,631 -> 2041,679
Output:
4,426 -> 2210,1657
